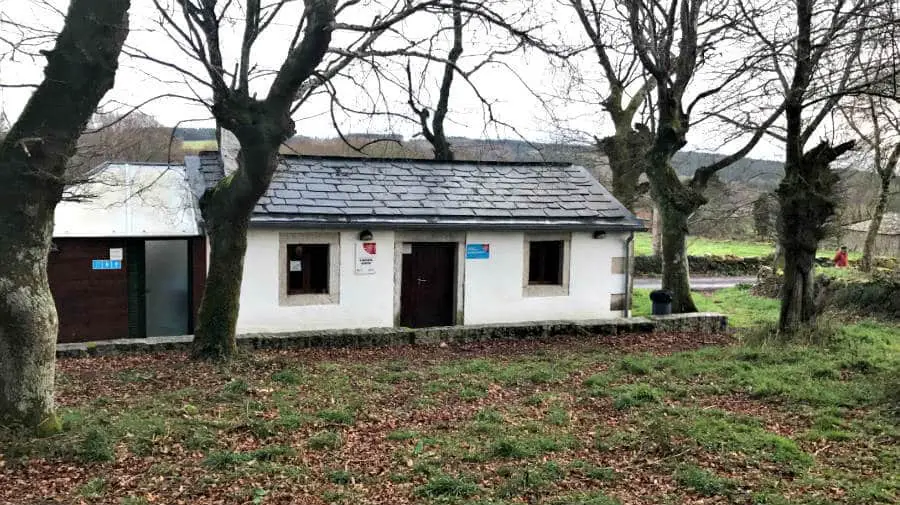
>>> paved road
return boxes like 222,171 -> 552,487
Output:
634,276 -> 756,291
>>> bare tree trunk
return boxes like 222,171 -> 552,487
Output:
192,144 -> 282,360
0,199 -> 58,431
651,204 -> 662,257
777,141 -> 852,332
860,176 -> 891,271
0,0 -> 129,430
599,125 -> 651,213
659,200 -> 698,312
192,215 -> 250,359
779,245 -> 817,331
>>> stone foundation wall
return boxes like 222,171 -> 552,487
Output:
56,313 -> 728,358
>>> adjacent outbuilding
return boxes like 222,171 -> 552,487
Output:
187,152 -> 644,334
50,162 -> 206,342
842,212 -> 900,257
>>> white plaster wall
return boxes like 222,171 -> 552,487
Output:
233,227 -> 628,333
462,231 -> 628,324
235,229 -> 396,332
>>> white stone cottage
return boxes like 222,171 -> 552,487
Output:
186,153 -> 644,333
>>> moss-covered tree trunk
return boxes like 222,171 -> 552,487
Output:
0,0 -> 129,429
0,196 -> 59,431
184,1 -> 337,360
599,124 -> 652,213
191,139 -> 282,360
659,200 -> 696,312
642,98 -> 705,314
191,214 -> 250,360
777,141 -> 852,333
860,176 -> 892,272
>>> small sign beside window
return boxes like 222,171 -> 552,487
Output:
289,260 -> 302,272
355,241 -> 376,275
465,243 -> 490,259
109,248 -> 123,261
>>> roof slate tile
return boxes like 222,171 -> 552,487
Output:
190,154 -> 642,230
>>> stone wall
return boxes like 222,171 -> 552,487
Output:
57,313 -> 728,358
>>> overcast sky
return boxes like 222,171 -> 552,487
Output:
0,0 -> 835,161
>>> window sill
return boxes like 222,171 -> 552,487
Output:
279,292 -> 339,307
523,284 -> 569,298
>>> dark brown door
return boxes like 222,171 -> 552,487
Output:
400,243 -> 457,328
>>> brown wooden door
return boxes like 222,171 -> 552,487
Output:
400,243 -> 457,328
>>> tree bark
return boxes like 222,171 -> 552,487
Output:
777,141 -> 852,333
860,175 -> 892,271
191,214 -> 250,360
778,245 -> 817,331
184,1 -> 337,360
598,124 -> 651,212
0,0 -> 130,429
659,199 -> 698,313
0,204 -> 58,431
192,142 -> 282,360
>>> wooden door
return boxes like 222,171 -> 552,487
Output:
400,243 -> 457,328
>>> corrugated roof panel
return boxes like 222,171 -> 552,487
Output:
53,163 -> 201,237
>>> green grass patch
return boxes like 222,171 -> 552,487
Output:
415,473 -> 480,498
203,445 -> 295,470
611,383 -> 663,410
316,409 -> 355,425
677,409 -> 813,474
327,469 -> 354,484
272,367 -> 303,385
386,429 -> 419,441
633,232 -> 774,257
546,491 -> 622,505
78,477 -> 107,498
308,430 -> 343,450
674,464 -> 737,496
488,433 -> 577,459
634,286 -> 780,327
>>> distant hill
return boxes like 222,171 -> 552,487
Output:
671,151 -> 784,189
173,127 -> 216,142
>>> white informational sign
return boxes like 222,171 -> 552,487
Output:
356,242 -> 377,275
289,260 -> 302,272
109,248 -> 124,261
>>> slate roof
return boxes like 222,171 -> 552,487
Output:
189,153 -> 643,231
845,212 -> 900,235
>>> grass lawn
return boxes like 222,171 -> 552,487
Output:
1,301 -> 897,505
632,233 -> 866,261
633,286 -> 779,327
633,232 -> 776,257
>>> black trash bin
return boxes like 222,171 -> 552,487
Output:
649,289 -> 673,315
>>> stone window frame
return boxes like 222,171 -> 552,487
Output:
278,232 -> 341,306
522,232 -> 571,298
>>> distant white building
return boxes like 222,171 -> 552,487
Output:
186,153 -> 644,334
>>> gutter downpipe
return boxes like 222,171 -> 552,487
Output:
624,232 -> 634,318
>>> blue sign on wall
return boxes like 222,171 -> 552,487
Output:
92,259 -> 122,270
465,243 -> 490,259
